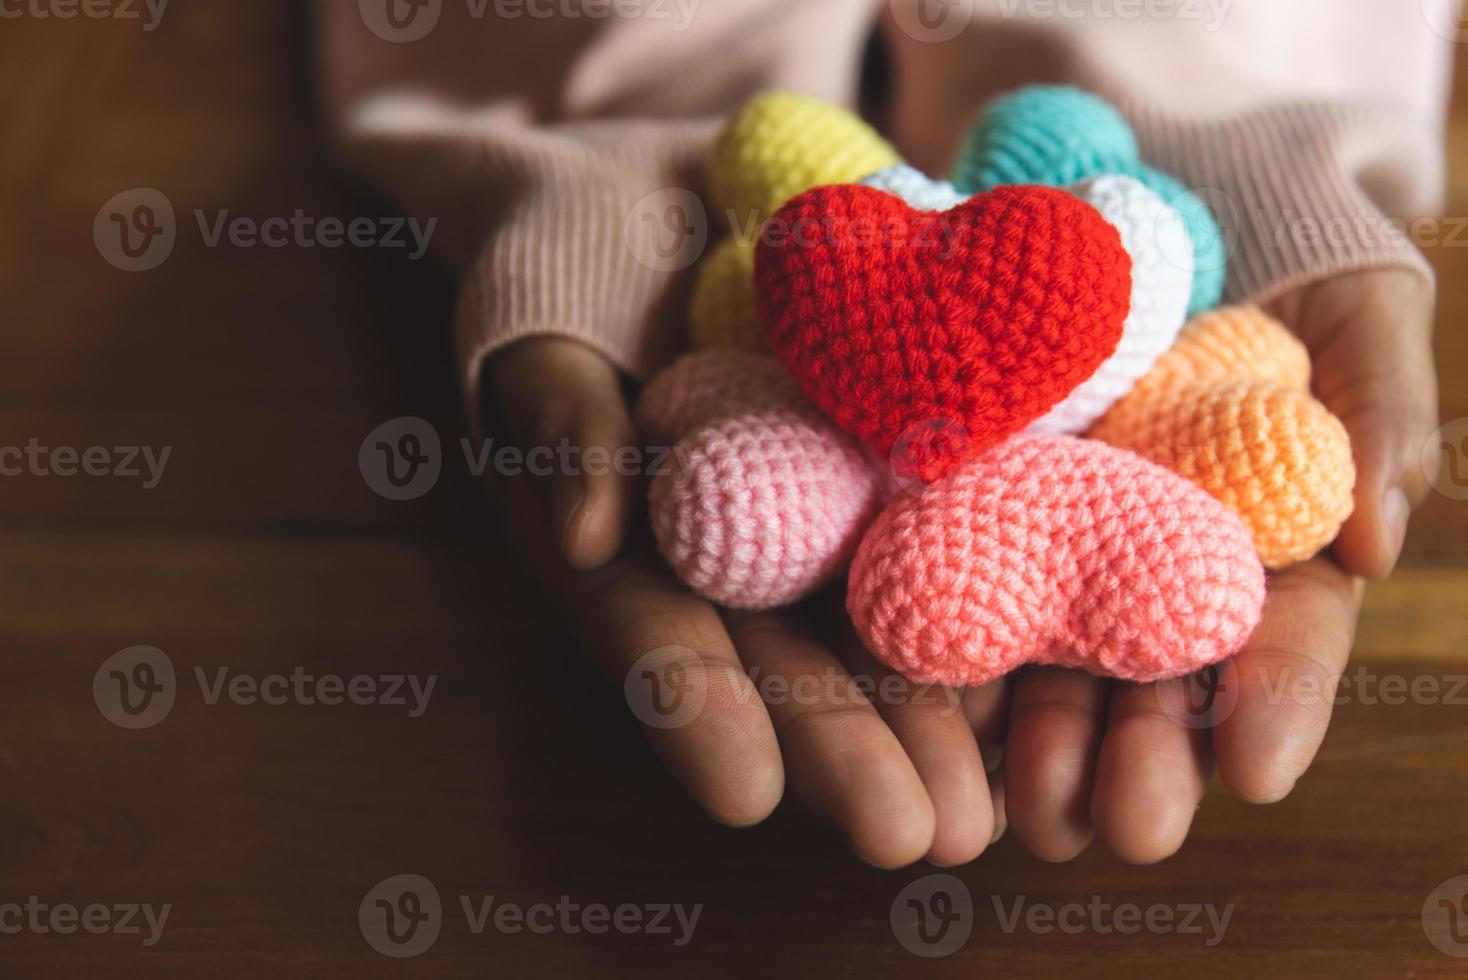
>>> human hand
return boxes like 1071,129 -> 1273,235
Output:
990,268 -> 1439,864
485,337 -> 1004,867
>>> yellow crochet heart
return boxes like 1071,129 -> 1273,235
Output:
707,91 -> 900,223
690,238 -> 762,350
695,92 -> 900,351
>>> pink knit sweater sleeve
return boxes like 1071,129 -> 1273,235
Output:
882,0 -> 1453,309
319,0 -> 1452,391
317,0 -> 879,386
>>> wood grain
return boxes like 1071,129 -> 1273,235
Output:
1,3 -> 1467,977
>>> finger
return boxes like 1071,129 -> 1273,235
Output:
988,766 -> 1008,845
727,610 -> 935,869
1090,681 -> 1213,865
576,554 -> 786,826
831,620 -> 995,867
963,678 -> 1011,758
1213,559 -> 1362,804
494,466 -> 784,827
490,336 -> 640,570
1277,271 -> 1438,578
1003,667 -> 1107,862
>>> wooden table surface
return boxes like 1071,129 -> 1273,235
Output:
3,4 -> 1468,977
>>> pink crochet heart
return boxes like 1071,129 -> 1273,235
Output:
848,435 -> 1264,686
638,350 -> 799,445
638,351 -> 883,610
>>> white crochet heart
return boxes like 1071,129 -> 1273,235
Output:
1031,174 -> 1194,434
860,167 -> 1193,435
860,164 -> 966,212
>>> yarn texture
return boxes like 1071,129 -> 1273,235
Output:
860,163 -> 966,212
952,85 -> 1226,316
1108,160 -> 1228,319
707,91 -> 900,224
855,169 -> 1190,435
756,183 -> 1132,483
848,435 -> 1265,687
689,238 -> 763,352
638,351 -> 882,609
694,92 -> 902,351
637,349 -> 800,444
1089,305 -> 1355,567
952,86 -> 1139,192
1029,175 -> 1193,434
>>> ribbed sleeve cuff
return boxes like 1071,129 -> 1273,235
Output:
455,119 -> 720,400
1131,101 -> 1439,308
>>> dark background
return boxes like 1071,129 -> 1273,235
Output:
2,2 -> 1467,975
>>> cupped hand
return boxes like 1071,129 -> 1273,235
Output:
484,336 -> 1004,868
485,265 -> 1438,868
996,268 -> 1439,864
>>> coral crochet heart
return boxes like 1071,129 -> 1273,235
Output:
755,183 -> 1133,482
848,435 -> 1265,687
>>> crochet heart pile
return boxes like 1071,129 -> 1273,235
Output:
636,86 -> 1356,687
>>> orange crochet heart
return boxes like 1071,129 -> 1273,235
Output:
754,183 -> 1132,482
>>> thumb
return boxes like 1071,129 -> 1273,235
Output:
488,337 -> 639,570
1273,269 -> 1438,579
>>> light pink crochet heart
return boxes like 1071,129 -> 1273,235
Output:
637,350 -> 799,446
638,351 -> 883,610
848,435 -> 1264,685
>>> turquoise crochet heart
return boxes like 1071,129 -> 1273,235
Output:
952,85 -> 1225,316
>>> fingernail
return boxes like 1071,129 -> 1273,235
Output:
1384,487 -> 1411,568
555,478 -> 586,562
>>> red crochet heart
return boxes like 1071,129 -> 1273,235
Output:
754,184 -> 1132,482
